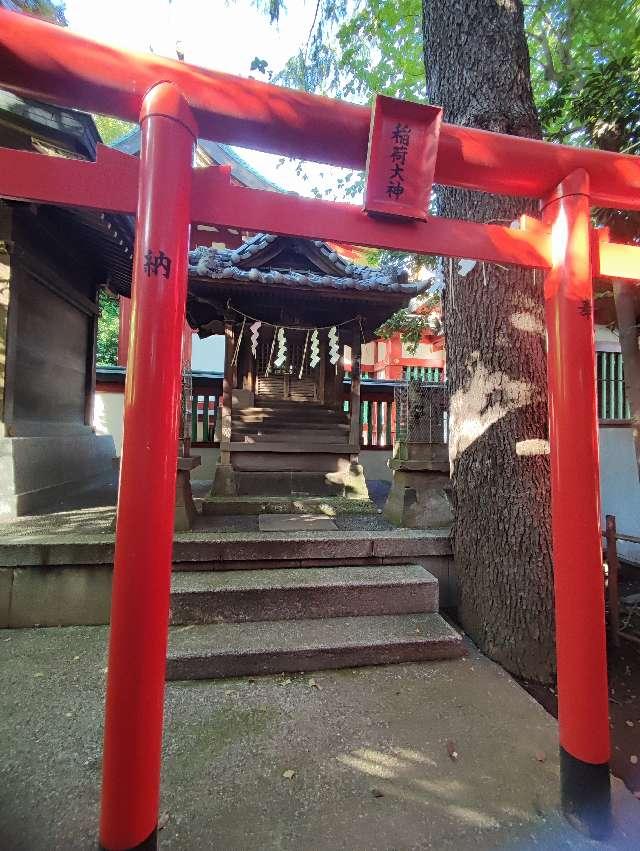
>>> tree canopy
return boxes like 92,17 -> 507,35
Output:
263,0 -> 639,153
8,0 -> 66,25
252,0 -> 639,340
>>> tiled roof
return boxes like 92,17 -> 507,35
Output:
188,233 -> 429,295
111,129 -> 279,192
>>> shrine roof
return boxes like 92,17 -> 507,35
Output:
113,129 -> 279,191
0,90 -> 134,293
188,233 -> 429,296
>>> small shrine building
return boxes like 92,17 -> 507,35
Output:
185,233 -> 429,512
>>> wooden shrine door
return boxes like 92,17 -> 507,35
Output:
255,330 -> 318,402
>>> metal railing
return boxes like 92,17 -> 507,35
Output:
394,381 -> 449,444
602,514 -> 640,649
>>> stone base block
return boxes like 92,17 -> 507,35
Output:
2,566 -> 112,627
0,431 -> 116,519
211,462 -> 237,497
175,468 -> 199,532
202,494 -> 377,516
384,468 -> 453,529
210,459 -> 370,503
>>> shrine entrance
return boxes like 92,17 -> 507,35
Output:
0,8 -> 639,850
255,330 -> 318,402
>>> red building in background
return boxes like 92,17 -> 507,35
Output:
359,331 -> 445,381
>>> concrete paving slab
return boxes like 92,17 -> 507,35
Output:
1,626 -> 638,850
259,513 -> 338,532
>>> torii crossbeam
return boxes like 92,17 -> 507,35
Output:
0,8 -> 639,850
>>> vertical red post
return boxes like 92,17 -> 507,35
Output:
99,83 -> 196,851
542,169 -> 611,837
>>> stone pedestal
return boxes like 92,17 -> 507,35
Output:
0,431 -> 116,519
175,455 -> 201,532
211,460 -> 238,498
384,442 -> 453,529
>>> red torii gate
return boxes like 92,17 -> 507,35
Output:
0,9 -> 639,851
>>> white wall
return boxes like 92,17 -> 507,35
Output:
191,334 -> 224,372
595,324 -> 621,350
402,341 -> 430,359
94,390 -> 220,480
599,426 -> 640,564
362,341 -> 375,364
94,392 -> 124,455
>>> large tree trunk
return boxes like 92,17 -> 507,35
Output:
423,0 -> 555,681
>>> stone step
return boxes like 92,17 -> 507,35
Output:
166,612 -> 464,679
173,529 -> 452,568
169,564 -> 438,625
232,402 -> 346,419
234,470 -> 344,497
235,433 -> 350,446
201,494 -> 378,517
230,442 -> 355,454
232,421 -> 349,431
0,530 -> 452,569
234,413 -> 348,425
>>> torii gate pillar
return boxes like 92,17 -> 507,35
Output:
543,169 -> 611,838
99,83 -> 196,851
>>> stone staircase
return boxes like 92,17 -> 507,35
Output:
205,398 -> 368,511
166,532 -> 463,680
232,398 -> 351,449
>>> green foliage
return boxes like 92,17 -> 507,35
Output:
97,291 -> 119,366
250,56 -> 270,75
362,247 -> 434,278
9,0 -> 66,24
252,0 -> 285,24
260,0 -> 640,155
332,0 -> 424,101
93,115 -> 136,145
375,294 -> 442,352
572,56 -> 640,154
275,0 -> 422,100
526,0 -> 640,146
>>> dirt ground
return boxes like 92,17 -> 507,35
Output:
520,563 -> 640,799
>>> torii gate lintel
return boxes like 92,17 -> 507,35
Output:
0,144 -> 637,281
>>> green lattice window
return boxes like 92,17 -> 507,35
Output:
597,350 -> 630,421
402,366 -> 442,382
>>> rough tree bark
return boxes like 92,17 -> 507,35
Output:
423,0 -> 555,681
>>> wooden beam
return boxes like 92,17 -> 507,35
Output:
192,171 -> 553,269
